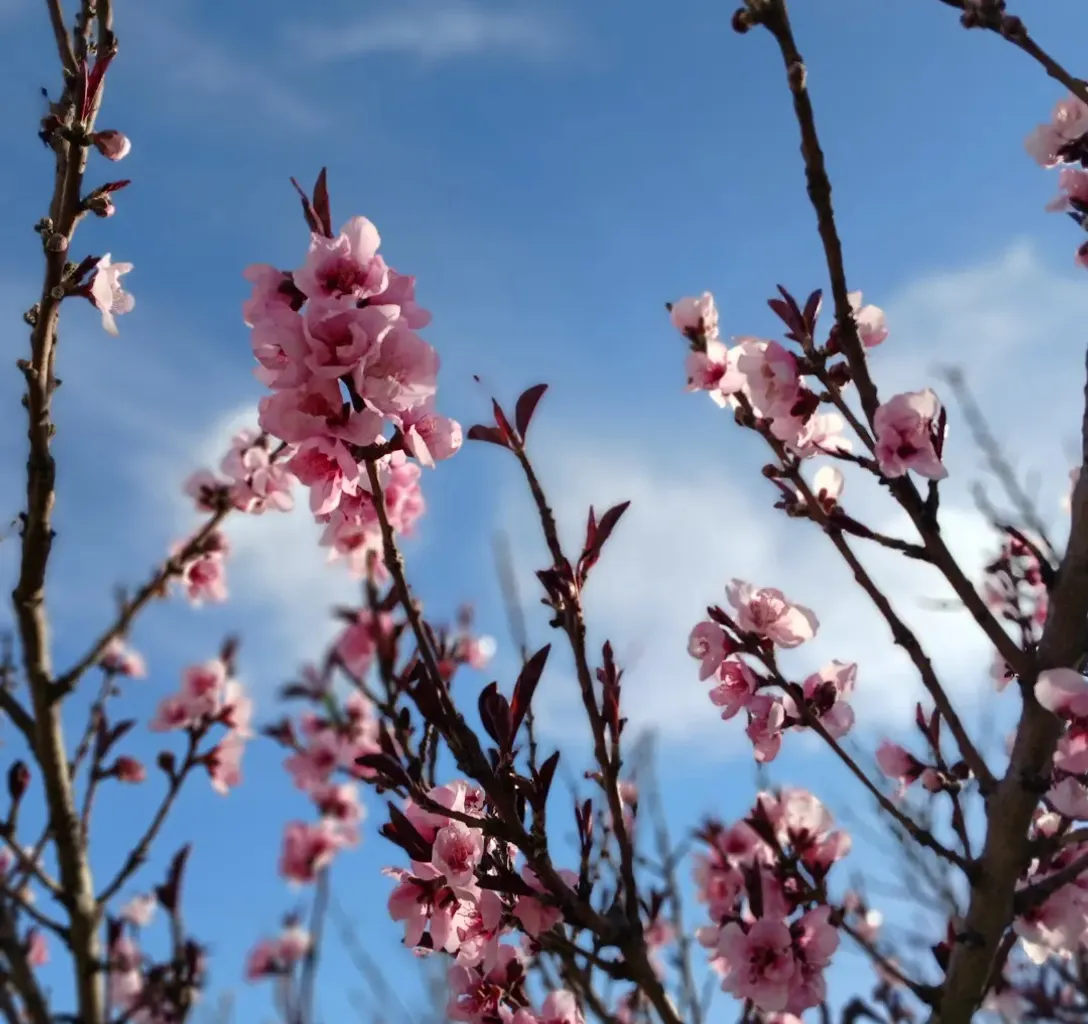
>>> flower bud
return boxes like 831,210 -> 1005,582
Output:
87,194 -> 115,218
112,756 -> 147,783
92,130 -> 131,161
7,761 -> 29,804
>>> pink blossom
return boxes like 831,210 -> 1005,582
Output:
250,306 -> 312,390
1046,167 -> 1088,212
791,411 -> 851,459
245,925 -> 311,981
92,129 -> 131,161
220,431 -> 296,514
461,634 -> 497,670
876,740 -> 918,784
295,216 -> 389,305
1025,95 -> 1088,167
285,731 -> 343,791
848,291 -> 888,348
88,254 -> 135,336
180,659 -> 229,717
726,579 -> 818,648
336,610 -> 391,678
174,536 -> 229,605
1049,777 -> 1088,820
120,893 -> 156,928
400,402 -> 464,468
685,340 -> 736,406
149,694 -> 191,732
371,268 -> 432,328
717,917 -> 796,1012
278,820 -> 344,884
26,929 -> 47,967
107,934 -> 142,1009
671,292 -> 720,341
259,380 -> 384,448
539,991 -> 584,1024
206,732 -> 246,795
286,437 -> 361,515
734,339 -> 802,423
381,454 -> 426,535
311,781 -> 366,844
514,866 -> 579,937
688,621 -> 731,681
303,302 -> 391,378
99,636 -> 146,678
454,890 -> 504,969
746,694 -> 786,763
243,264 -> 300,327
788,660 -> 856,738
431,822 -> 485,889
1036,667 -> 1088,719
873,388 -> 948,480
356,325 -> 439,418
708,659 -> 757,720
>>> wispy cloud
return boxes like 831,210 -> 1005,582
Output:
498,242 -> 1086,749
290,2 -> 571,65
126,5 -> 328,133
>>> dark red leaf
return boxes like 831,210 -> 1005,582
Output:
312,168 -> 333,238
289,176 -> 324,236
578,501 -> 631,581
514,384 -> 548,439
383,803 -> 434,862
467,425 -> 511,449
802,289 -> 823,334
510,644 -> 551,740
156,845 -> 191,914
492,400 -> 515,444
535,750 -> 560,807
768,298 -> 797,328
356,753 -> 411,788
100,179 -> 131,194
478,682 -> 512,749
107,719 -> 136,752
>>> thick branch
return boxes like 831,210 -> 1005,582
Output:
935,351 -> 1088,1021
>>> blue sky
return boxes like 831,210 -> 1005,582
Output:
2,0 -> 1088,1019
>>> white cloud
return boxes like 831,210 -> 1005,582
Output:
498,242 -> 1086,750
126,5 -> 328,133
291,3 -> 570,65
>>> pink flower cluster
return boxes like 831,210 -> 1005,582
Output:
670,291 -> 950,482
186,430 -> 296,516
1026,94 -> 1088,266
687,580 -> 855,761
982,530 -> 1049,691
378,779 -> 592,1024
1014,814 -> 1088,965
1034,668 -> 1088,821
243,213 -> 461,577
244,920 -> 312,981
149,658 -> 252,794
278,689 -> 379,883
693,789 -> 847,1013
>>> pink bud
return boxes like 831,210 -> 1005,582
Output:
113,757 -> 147,784
92,130 -> 131,161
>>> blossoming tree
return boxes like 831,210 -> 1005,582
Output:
6,0 -> 1088,1022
